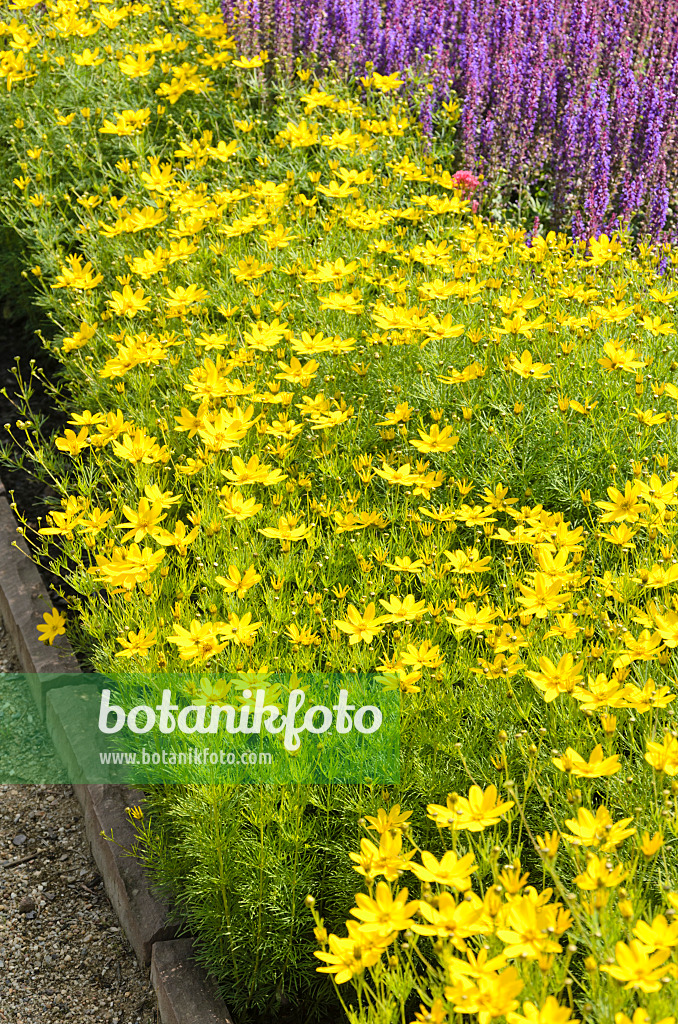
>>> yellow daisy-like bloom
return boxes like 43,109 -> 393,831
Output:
349,831 -> 416,882
314,921 -> 388,984
215,565 -> 261,598
525,653 -> 584,701
552,743 -> 621,778
378,594 -> 427,623
644,733 -> 678,776
349,881 -> 419,937
334,602 -> 389,645
51,254 -> 103,290
409,850 -> 477,890
364,804 -> 412,835
446,963 -> 524,1019
573,853 -> 627,890
427,785 -> 514,832
232,50 -> 268,69
507,997 -> 579,1024
167,620 -> 227,664
37,608 -> 67,646
99,108 -> 151,136
115,627 -> 157,659
633,914 -> 678,953
600,940 -> 671,993
118,51 -> 156,77
106,284 -> 151,318
615,1011 -> 676,1024
413,891 -> 491,946
55,426 -> 90,457
562,805 -> 636,852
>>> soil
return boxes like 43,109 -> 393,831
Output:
0,612 -> 159,1024
0,312 -> 160,1021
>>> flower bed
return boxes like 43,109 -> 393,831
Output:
1,1 -> 678,1022
221,0 -> 678,240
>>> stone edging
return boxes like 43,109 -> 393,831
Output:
0,479 -> 233,1024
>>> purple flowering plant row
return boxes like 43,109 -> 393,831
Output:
221,0 -> 678,241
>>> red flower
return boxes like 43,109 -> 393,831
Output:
452,170 -> 480,191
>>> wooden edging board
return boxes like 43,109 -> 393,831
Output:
0,478 -> 233,1024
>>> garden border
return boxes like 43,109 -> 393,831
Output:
0,477 -> 233,1024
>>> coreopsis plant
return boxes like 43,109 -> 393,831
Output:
1,0 -> 678,1021
310,785 -> 678,1024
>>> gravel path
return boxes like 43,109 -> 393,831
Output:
0,616 -> 159,1024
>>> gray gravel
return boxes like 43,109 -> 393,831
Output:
0,616 -> 159,1023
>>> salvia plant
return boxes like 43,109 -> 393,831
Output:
221,0 -> 678,240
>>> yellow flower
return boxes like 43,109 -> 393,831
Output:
314,921 -> 387,984
600,940 -> 671,993
215,565 -> 261,598
639,831 -> 664,857
114,498 -> 167,543
350,881 -> 419,936
595,480 -> 648,523
571,672 -> 627,712
378,594 -> 427,623
90,544 -> 165,591
409,850 -> 477,890
285,623 -> 320,647
401,639 -> 444,669
318,291 -> 364,314
52,254 -> 104,290
107,284 -> 151,317
526,653 -> 584,701
445,548 -> 492,574
118,51 -> 156,77
276,119 -> 319,148
233,50 -> 268,69
446,964 -> 524,1021
633,914 -> 678,953
616,1011 -> 676,1024
495,896 -> 569,959
562,806 -> 636,851
364,805 -> 412,835
516,572 -> 569,617
598,341 -> 644,372
427,785 -> 514,832
507,997 -> 579,1024
37,608 -> 67,645
115,627 -> 157,659
535,831 -> 559,859
99,108 -> 151,136
371,71 -> 404,92
73,47 -> 104,67
55,426 -> 90,457
219,488 -> 263,521
507,349 -> 551,378
217,612 -> 261,647
552,744 -> 621,778
573,853 -> 627,890
111,429 -> 168,465
645,734 -> 678,776
349,831 -> 416,882
411,998 -> 447,1024
334,602 -> 389,645
385,555 -> 426,573
410,423 -> 459,454
446,601 -> 499,634
413,891 -> 491,945
167,620 -> 227,664
258,514 -> 314,544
